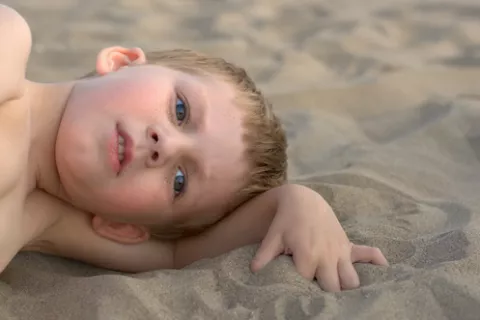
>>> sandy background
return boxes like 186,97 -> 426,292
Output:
9,0 -> 480,91
2,0 -> 480,319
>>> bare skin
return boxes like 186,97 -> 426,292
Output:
0,4 -> 388,292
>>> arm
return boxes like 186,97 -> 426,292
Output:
173,185 -> 281,268
23,186 -> 284,272
25,185 -> 386,293
0,188 -> 57,271
23,191 -> 175,273
0,5 -> 31,103
0,196 -> 25,271
174,183 -> 388,292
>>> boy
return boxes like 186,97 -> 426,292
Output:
0,4 -> 387,292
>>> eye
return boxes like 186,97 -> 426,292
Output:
173,168 -> 186,197
175,97 -> 187,123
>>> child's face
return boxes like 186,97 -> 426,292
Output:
55,62 -> 248,229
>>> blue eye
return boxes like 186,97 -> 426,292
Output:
175,98 -> 187,123
174,168 -> 186,196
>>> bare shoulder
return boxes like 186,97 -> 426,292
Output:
0,99 -> 30,197
0,5 -> 31,103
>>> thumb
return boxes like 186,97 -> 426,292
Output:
251,232 -> 283,273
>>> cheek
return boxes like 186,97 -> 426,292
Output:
99,78 -> 164,118
99,177 -> 172,216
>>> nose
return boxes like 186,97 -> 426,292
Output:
145,125 -> 190,168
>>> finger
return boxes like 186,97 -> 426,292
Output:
291,246 -> 318,280
338,258 -> 360,290
351,245 -> 389,266
315,263 -> 341,292
251,233 -> 283,273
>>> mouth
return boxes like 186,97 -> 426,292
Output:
118,126 -> 133,171
111,124 -> 133,175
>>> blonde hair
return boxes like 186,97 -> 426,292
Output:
85,49 -> 288,238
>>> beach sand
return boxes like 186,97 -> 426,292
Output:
2,0 -> 480,319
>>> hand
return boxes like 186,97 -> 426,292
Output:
250,184 -> 388,292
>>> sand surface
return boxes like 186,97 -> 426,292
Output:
2,0 -> 480,319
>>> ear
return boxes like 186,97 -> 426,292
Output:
95,46 -> 147,75
91,215 -> 150,245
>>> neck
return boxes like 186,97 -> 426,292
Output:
26,80 -> 75,200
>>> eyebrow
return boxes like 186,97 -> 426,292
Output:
184,81 -> 207,132
185,164 -> 202,209
180,155 -> 206,215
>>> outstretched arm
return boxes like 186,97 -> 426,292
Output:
0,190 -> 62,273
20,187 -> 280,273
23,185 -> 387,292
174,183 -> 388,292
172,186 -> 280,268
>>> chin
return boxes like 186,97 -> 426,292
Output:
56,158 -> 96,207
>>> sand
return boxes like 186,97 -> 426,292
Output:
2,0 -> 480,319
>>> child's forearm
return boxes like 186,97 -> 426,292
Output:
173,185 -> 303,269
22,191 -> 63,245
0,225 -> 22,273
0,195 -> 37,272
23,192 -> 177,273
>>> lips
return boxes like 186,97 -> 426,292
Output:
110,124 -> 134,175
117,126 -> 133,171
